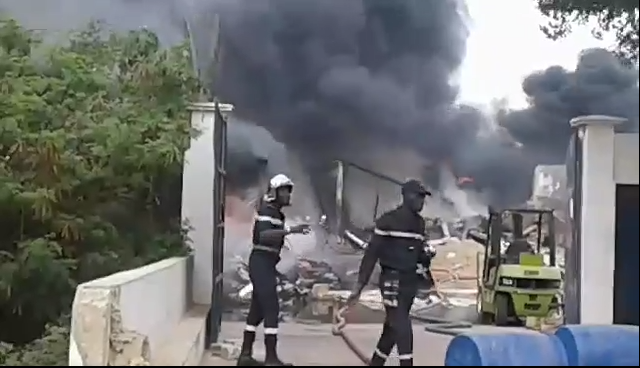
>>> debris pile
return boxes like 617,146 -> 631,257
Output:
222,201 -> 484,321
223,238 -> 482,323
224,256 -> 345,314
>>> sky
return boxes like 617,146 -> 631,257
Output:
459,0 -> 614,108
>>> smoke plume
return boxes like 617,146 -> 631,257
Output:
2,0 -> 638,207
226,117 -> 289,197
215,0 -> 471,165
214,1 -> 639,206
501,48 -> 638,160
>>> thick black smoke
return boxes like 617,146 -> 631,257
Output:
213,0 -> 530,204
4,0 -> 637,206
215,0 -> 473,165
487,48 -> 639,204
215,0 -> 638,205
501,48 -> 639,161
226,117 -> 289,197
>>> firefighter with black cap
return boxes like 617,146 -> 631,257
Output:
237,174 -> 310,367
347,179 -> 434,366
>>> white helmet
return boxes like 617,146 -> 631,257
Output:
264,174 -> 294,202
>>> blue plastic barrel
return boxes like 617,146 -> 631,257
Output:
444,331 -> 568,366
555,325 -> 639,366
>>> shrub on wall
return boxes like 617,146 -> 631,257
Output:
0,16 -> 201,363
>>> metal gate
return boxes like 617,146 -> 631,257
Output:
207,101 -> 228,345
564,134 -> 582,324
614,184 -> 639,325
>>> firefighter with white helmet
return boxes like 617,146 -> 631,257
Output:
237,174 -> 310,366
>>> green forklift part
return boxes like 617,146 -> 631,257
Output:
519,253 -> 544,266
476,207 -> 563,326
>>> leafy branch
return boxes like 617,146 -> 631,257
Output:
0,16 -> 200,362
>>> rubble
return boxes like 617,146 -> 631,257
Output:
221,159 -> 569,325
222,238 -> 482,324
223,256 -> 345,315
223,194 -> 484,321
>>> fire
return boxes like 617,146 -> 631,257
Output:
438,160 -> 475,187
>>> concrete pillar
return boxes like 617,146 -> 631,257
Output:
181,102 -> 234,305
569,115 -> 625,324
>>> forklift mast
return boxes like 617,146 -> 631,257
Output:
546,211 -> 557,266
512,212 -> 524,238
489,211 -> 502,259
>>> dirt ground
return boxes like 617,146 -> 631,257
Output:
430,239 -> 484,290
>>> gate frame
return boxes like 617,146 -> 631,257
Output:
181,101 -> 234,347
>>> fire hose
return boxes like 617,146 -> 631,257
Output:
332,304 -> 372,365
330,272 -> 476,365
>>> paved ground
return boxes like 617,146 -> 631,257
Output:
201,322 -> 450,366
201,321 -> 528,366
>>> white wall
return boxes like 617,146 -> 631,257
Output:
182,102 -> 234,305
69,102 -> 236,365
572,115 -> 639,324
69,257 -> 196,366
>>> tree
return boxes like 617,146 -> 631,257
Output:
0,16 -> 200,364
537,0 -> 639,65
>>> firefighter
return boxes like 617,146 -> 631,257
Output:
237,174 -> 310,367
347,179 -> 434,366
504,212 -> 534,263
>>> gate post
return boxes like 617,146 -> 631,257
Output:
567,115 -> 625,324
182,101 -> 234,346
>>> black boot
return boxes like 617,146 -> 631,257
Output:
237,354 -> 263,366
237,329 -> 263,366
264,358 -> 293,366
263,335 -> 293,366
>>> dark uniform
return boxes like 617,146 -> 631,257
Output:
240,201 -> 287,364
353,181 -> 432,366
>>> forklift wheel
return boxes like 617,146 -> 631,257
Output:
478,311 -> 493,325
476,293 -> 493,324
494,293 -> 511,326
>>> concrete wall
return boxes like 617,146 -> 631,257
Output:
182,102 -> 234,306
568,115 -> 639,324
68,102 -> 235,366
68,256 -> 207,366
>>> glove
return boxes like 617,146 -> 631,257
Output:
425,244 -> 437,257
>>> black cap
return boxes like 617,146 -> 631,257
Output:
401,179 -> 431,196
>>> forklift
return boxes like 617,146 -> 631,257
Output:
476,208 -> 563,326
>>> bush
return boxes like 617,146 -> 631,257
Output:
0,316 -> 70,366
0,17 -> 201,363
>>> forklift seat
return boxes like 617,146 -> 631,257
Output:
505,239 -> 534,264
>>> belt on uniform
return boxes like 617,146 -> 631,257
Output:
380,266 -> 419,277
252,245 -> 280,254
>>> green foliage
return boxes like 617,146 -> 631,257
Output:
0,15 -> 201,361
536,0 -> 639,65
